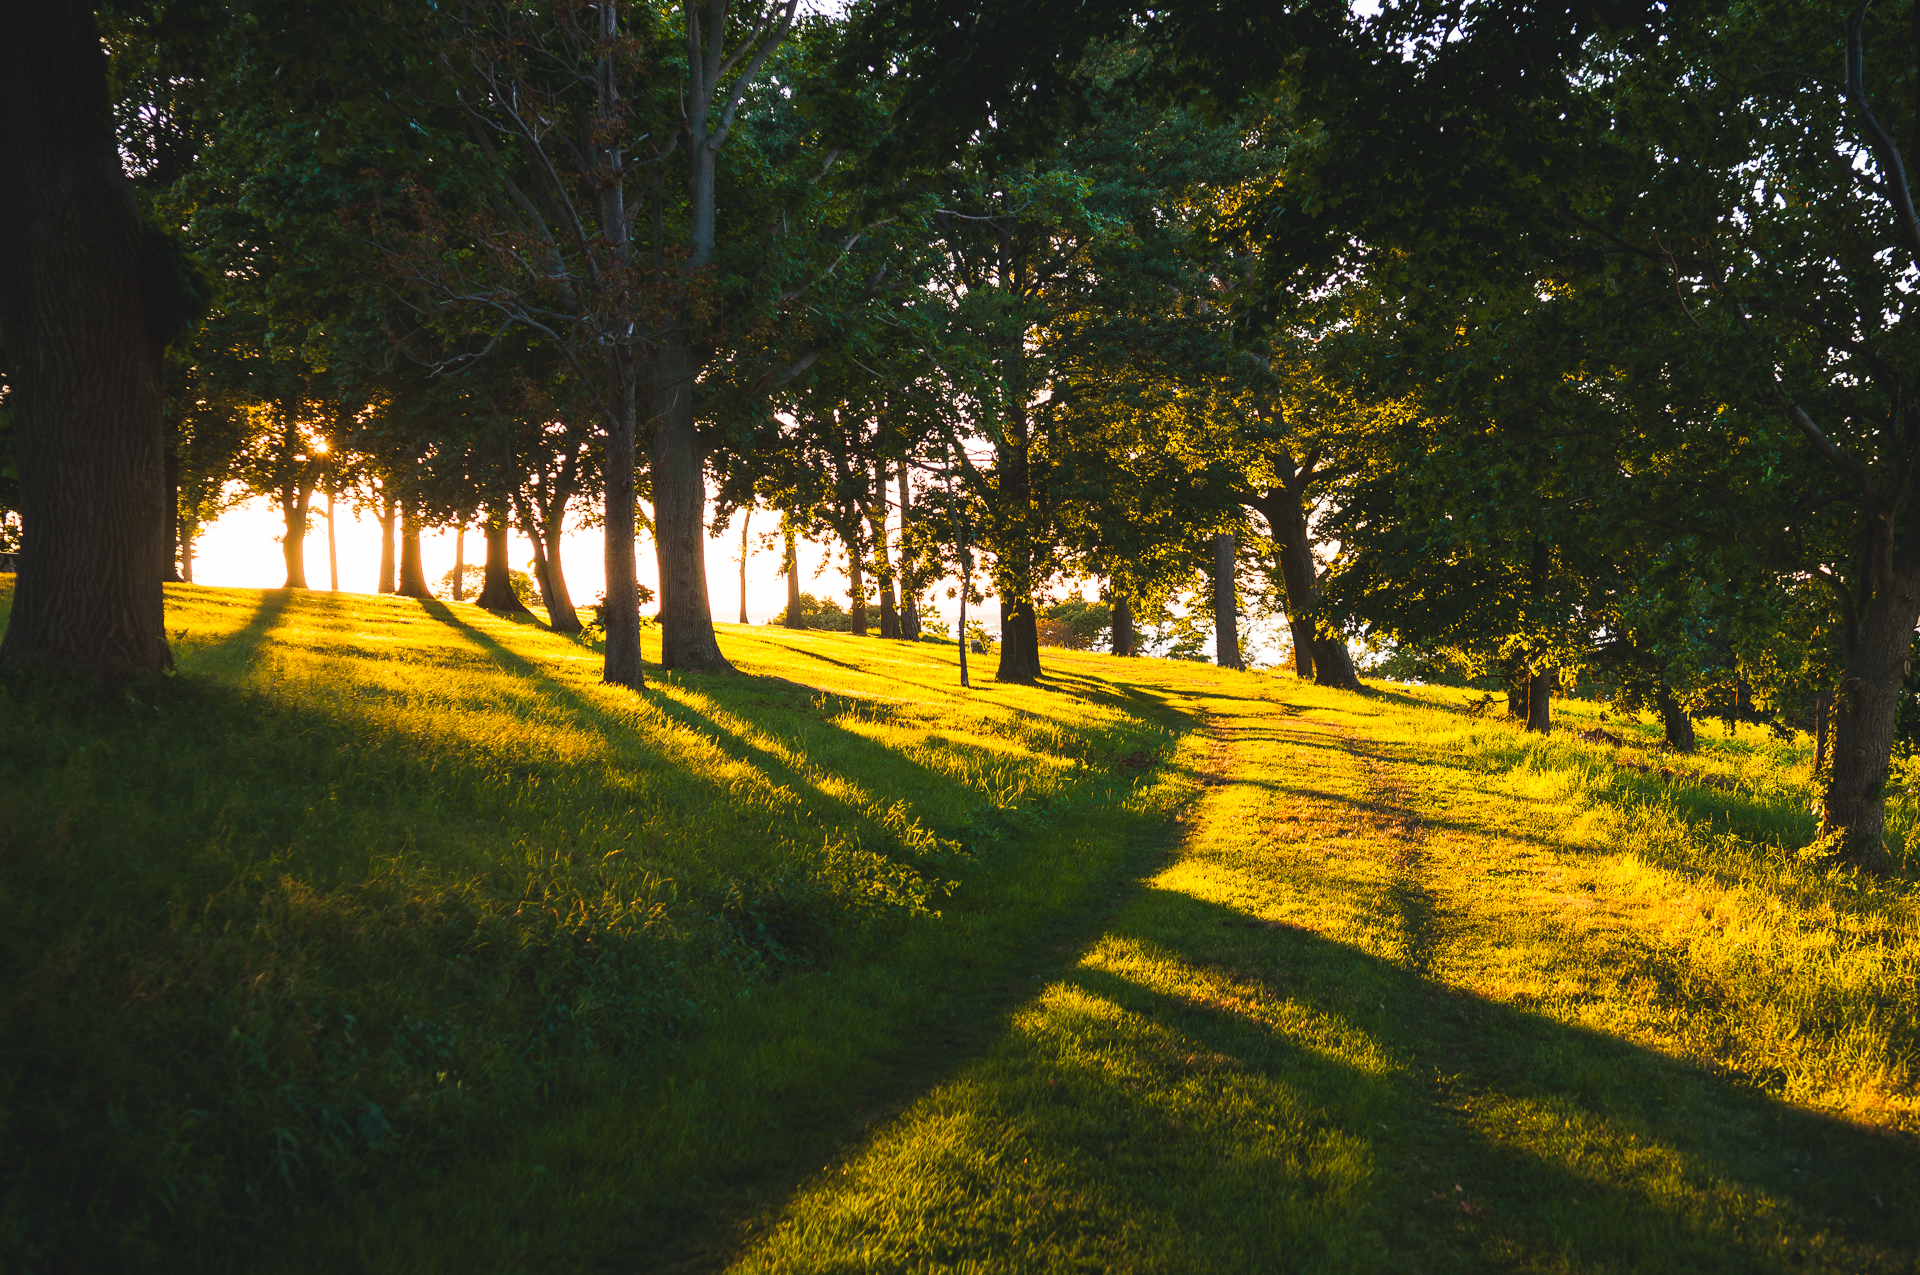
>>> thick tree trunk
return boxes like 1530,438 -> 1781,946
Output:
280,481 -> 312,590
600,350 -> 644,686
1526,665 -> 1554,734
897,461 -> 921,640
476,508 -> 527,614
1212,532 -> 1243,670
0,2 -> 172,676
647,335 -> 731,671
378,494 -> 396,595
1656,683 -> 1695,752
539,513 -> 581,634
1818,569 -> 1919,872
1253,491 -> 1355,688
163,444 -> 181,583
1110,590 -> 1135,657
783,519 -> 803,628
997,597 -> 1042,683
396,500 -> 430,598
1289,617 -> 1316,679
451,525 -> 465,601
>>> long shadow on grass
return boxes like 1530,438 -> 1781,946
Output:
189,587 -> 295,676
734,886 -> 1916,1271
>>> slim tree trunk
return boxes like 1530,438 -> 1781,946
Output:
600,349 -> 644,686
1814,692 -> 1830,774
1656,683 -> 1696,752
1212,532 -> 1243,670
1110,590 -> 1135,656
180,514 -> 195,583
326,485 -> 338,592
378,494 -> 396,595
897,461 -> 920,640
1253,491 -> 1354,688
738,506 -> 751,625
871,466 -> 898,639
163,443 -> 181,583
476,507 -> 528,614
958,536 -> 972,688
846,528 -> 868,636
783,518 -> 803,628
397,500 -> 430,598
539,510 -> 581,634
0,2 -> 172,676
452,525 -> 465,600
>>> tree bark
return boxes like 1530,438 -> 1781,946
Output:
452,525 -> 465,601
378,493 -> 396,595
539,510 -> 581,634
1656,683 -> 1696,752
476,507 -> 527,614
163,443 -> 182,583
647,334 -> 731,670
997,597 -> 1041,683
872,463 -> 899,639
783,517 -> 803,628
1248,489 -> 1353,687
0,1 -> 172,676
846,528 -> 868,636
897,461 -> 921,640
1212,532 -> 1243,669
396,500 -> 430,598
599,349 -> 644,686
1817,560 -> 1920,871
1526,665 -> 1554,734
1814,691 -> 1830,774
1110,590 -> 1135,657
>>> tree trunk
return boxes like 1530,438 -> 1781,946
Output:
1212,532 -> 1243,670
0,2 -> 172,676
997,597 -> 1042,683
180,514 -> 195,583
476,507 -> 527,614
871,466 -> 898,639
1817,568 -> 1919,872
958,540 -> 972,688
1110,590 -> 1135,657
1289,616 -> 1315,678
326,486 -> 338,592
539,509 -> 581,634
280,479 -> 312,590
600,349 -> 644,686
396,500 -> 430,598
846,529 -> 868,636
452,525 -> 465,601
737,506 -> 751,625
1505,655 -> 1528,719
897,461 -> 921,640
1252,491 -> 1353,687
783,518 -> 803,628
1814,692 -> 1830,774
1526,665 -> 1554,734
647,334 -> 731,671
378,494 -> 396,594
163,443 -> 181,583
1656,683 -> 1695,752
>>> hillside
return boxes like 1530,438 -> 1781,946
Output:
1,581 -> 1915,1272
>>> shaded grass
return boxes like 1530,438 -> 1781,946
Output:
733,680 -> 1920,1273
0,582 -> 1215,1270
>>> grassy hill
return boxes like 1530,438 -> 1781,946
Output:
0,580 -> 1915,1271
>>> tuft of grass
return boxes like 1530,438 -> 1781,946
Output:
0,582 -> 1212,1270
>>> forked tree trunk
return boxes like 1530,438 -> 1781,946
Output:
897,462 -> 921,640
1110,591 -> 1135,657
0,3 -> 172,676
1656,683 -> 1696,752
1212,533 -> 1243,670
378,494 -> 396,594
280,477 -> 313,590
647,334 -> 730,671
783,519 -> 803,628
396,500 -> 430,598
476,508 -> 527,614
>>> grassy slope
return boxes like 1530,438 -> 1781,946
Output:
4,581 -> 1916,1271
0,582 -> 1216,1270
735,681 -> 1920,1273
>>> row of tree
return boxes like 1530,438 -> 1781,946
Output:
1,0 -> 1914,871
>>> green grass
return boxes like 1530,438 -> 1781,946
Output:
2,580 -> 1916,1271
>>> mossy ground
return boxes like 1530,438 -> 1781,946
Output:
0,581 -> 1914,1271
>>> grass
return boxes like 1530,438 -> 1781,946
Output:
2,580 -> 1916,1271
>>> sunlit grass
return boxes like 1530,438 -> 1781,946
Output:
735,680 -> 1920,1274
0,582 -> 1216,1270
